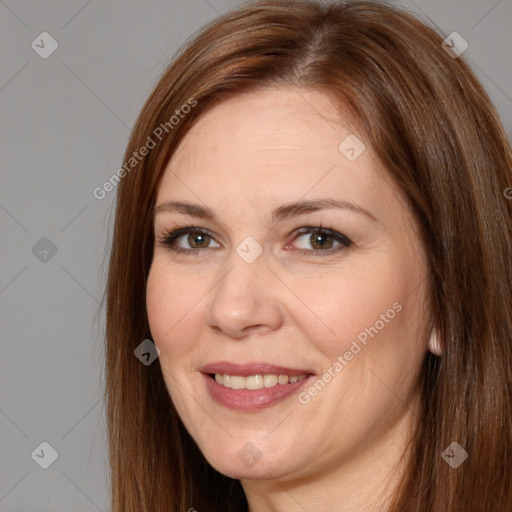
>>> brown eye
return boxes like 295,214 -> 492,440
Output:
157,226 -> 220,254
308,232 -> 335,250
292,227 -> 352,254
157,225 -> 351,256
186,232 -> 211,249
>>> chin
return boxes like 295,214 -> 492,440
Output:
208,454 -> 284,481
198,438 -> 304,481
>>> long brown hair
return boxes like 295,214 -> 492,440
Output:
103,1 -> 512,510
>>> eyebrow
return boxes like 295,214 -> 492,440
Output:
154,198 -> 379,224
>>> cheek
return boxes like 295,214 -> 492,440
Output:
146,264 -> 204,361
285,260 -> 412,355
146,266 -> 169,339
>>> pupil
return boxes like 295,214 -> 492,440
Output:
190,233 -> 208,248
313,233 -> 332,249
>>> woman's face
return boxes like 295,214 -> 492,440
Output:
146,86 -> 431,482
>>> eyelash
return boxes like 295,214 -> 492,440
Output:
156,223 -> 353,257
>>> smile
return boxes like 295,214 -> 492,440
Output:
200,362 -> 315,411
213,373 -> 308,389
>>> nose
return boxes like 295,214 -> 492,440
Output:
205,249 -> 284,339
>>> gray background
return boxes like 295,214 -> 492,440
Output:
0,0 -> 510,510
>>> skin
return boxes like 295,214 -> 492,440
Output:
146,86 -> 433,512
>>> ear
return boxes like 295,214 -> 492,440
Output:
428,327 -> 442,356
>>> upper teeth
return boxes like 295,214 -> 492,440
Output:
214,373 -> 307,390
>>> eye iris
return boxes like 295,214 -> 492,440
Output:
188,233 -> 209,248
311,232 -> 333,250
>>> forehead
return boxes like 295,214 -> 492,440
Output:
156,87 -> 399,222
166,87 -> 358,174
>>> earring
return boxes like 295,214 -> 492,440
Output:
428,328 -> 442,356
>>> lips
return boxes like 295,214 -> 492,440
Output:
200,361 -> 316,411
200,361 -> 314,377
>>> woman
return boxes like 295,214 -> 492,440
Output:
103,1 -> 512,510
